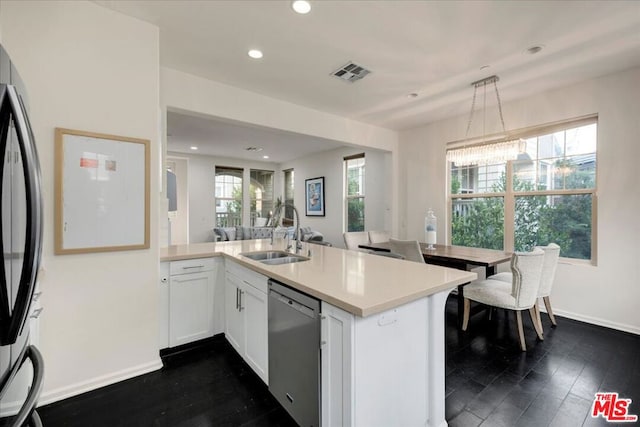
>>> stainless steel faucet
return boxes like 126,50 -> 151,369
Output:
271,203 -> 302,254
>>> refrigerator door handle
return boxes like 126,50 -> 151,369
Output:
0,84 -> 43,345
0,83 -> 11,341
7,345 -> 45,427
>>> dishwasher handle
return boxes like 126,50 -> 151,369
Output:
270,288 -> 317,319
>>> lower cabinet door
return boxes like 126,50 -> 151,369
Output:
224,275 -> 244,354
169,271 -> 214,347
242,284 -> 269,384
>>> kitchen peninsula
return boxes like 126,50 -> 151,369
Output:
160,240 -> 476,427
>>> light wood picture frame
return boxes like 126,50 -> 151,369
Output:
54,128 -> 150,254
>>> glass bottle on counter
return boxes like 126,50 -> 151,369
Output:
425,208 -> 437,250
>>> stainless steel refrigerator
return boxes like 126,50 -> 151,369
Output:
0,44 -> 44,427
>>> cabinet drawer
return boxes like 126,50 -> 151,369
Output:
226,261 -> 268,294
170,257 -> 216,275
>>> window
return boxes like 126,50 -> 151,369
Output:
250,169 -> 274,226
215,166 -> 243,227
345,154 -> 365,232
283,169 -> 294,224
449,118 -> 597,261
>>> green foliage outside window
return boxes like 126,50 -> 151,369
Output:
452,168 -> 592,259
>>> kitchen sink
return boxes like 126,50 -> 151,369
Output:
260,256 -> 309,265
240,250 -> 309,265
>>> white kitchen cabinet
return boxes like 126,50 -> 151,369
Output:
224,260 -> 269,384
224,272 -> 244,353
320,302 -> 354,427
320,291 -> 450,427
159,262 -> 170,349
164,258 -> 219,348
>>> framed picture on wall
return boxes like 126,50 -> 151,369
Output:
305,177 -> 325,216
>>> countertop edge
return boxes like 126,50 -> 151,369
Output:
160,244 -> 477,317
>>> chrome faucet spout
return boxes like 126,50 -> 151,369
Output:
271,202 -> 302,254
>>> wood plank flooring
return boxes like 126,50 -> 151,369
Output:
35,295 -> 639,426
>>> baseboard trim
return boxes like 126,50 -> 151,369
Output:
37,358 -> 163,407
545,306 -> 640,336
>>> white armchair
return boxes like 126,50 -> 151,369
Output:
492,243 -> 560,329
462,249 -> 545,351
343,231 -> 370,250
388,238 -> 424,263
368,230 -> 390,244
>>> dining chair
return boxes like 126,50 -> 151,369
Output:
367,249 -> 405,260
388,238 -> 425,263
368,230 -> 391,244
491,243 -> 560,328
343,231 -> 370,250
462,249 -> 545,351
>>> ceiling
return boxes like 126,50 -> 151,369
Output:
96,0 -> 640,160
166,111 -> 346,163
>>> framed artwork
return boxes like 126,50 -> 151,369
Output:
305,177 -> 325,216
54,128 -> 150,254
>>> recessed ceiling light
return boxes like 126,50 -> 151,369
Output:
407,93 -> 418,98
248,49 -> 263,59
190,146 -> 198,150
292,1 -> 311,14
263,155 -> 270,159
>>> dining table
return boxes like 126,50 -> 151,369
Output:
359,242 -> 512,326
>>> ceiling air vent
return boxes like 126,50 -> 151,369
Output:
331,62 -> 371,83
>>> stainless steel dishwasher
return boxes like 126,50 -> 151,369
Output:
268,279 -> 321,427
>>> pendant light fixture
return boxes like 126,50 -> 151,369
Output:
447,75 -> 524,167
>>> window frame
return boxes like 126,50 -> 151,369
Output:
214,166 -> 243,227
249,168 -> 275,226
447,116 -> 598,265
344,153 -> 366,232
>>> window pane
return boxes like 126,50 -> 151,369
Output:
537,132 -> 564,159
450,163 -> 506,194
250,169 -> 274,225
215,199 -> 242,227
513,159 -> 538,191
345,156 -> 365,232
451,197 -> 504,250
565,123 -> 597,156
553,155 -> 596,190
284,169 -> 295,223
215,167 -> 242,227
346,157 -> 365,196
515,194 -> 592,259
347,197 -> 365,232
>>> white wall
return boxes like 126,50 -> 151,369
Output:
160,67 -> 401,238
1,1 -> 162,403
399,67 -> 640,334
281,147 -> 391,248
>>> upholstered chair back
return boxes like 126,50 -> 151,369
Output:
389,238 -> 425,264
535,243 -> 560,298
510,249 -> 545,309
343,231 -> 370,250
368,230 -> 391,244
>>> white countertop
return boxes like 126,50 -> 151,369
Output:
160,239 -> 477,317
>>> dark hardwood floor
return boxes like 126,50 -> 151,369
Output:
37,295 -> 639,427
